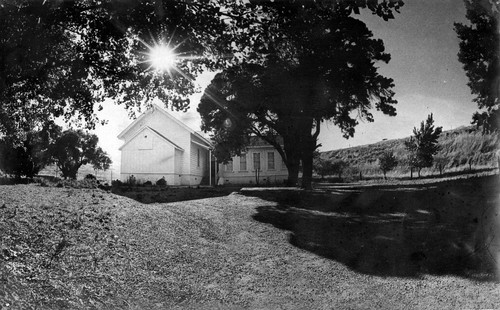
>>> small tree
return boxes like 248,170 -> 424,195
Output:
466,152 -> 475,172
379,152 -> 398,180
433,155 -> 448,176
405,114 -> 443,178
313,156 -> 333,179
50,130 -> 112,179
330,159 -> 348,180
404,137 -> 418,179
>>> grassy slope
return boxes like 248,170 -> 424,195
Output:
2,176 -> 500,309
321,126 -> 499,177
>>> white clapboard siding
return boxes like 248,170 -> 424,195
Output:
118,104 -> 211,186
219,146 -> 288,185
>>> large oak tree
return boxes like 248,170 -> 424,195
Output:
198,0 -> 401,188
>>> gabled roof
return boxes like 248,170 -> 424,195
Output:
118,126 -> 184,151
117,104 -> 212,147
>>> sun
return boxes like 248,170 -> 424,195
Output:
147,43 -> 177,73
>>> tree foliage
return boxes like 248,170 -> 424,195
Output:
0,122 -> 61,178
49,130 -> 111,179
198,0 -> 402,188
404,114 -> 442,178
378,151 -> 397,179
330,159 -> 349,180
313,156 -> 332,179
433,155 -> 448,176
455,0 -> 500,132
1,0 -> 403,187
0,0 -> 231,140
313,157 -> 348,180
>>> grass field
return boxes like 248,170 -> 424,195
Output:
1,174 -> 499,309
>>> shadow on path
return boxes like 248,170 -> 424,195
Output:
245,175 -> 500,280
112,186 -> 241,204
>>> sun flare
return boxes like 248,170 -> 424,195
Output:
147,44 -> 177,72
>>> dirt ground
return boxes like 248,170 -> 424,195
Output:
1,175 -> 500,309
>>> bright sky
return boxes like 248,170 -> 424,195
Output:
92,1 -> 476,176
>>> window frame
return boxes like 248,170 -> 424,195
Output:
267,152 -> 275,170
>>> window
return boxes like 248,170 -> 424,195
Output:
225,159 -> 233,172
268,152 -> 275,170
240,154 -> 247,171
253,153 -> 260,170
197,148 -> 200,167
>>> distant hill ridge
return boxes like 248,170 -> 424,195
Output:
320,126 -> 499,176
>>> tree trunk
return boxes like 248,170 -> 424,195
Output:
286,163 -> 300,187
301,150 -> 314,190
282,135 -> 302,187
383,171 -> 387,180
418,168 -> 421,178
410,167 -> 413,179
60,163 -> 80,180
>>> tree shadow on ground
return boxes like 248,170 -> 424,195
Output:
112,186 -> 241,204
245,175 -> 500,280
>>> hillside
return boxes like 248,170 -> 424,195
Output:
320,126 -> 499,178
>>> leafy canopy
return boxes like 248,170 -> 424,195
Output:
404,113 -> 443,172
198,1 -> 401,187
0,122 -> 61,178
0,0 -> 231,139
49,130 -> 112,179
455,0 -> 500,132
378,151 -> 398,178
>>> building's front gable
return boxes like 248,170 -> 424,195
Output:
118,105 -> 192,151
120,126 -> 183,184
118,105 -> 212,186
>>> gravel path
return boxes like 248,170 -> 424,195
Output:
114,192 -> 500,309
2,184 -> 500,309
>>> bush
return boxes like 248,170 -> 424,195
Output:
143,181 -> 152,186
126,175 -> 137,186
36,178 -> 51,187
156,177 -> 167,187
111,179 -> 123,187
85,174 -> 96,180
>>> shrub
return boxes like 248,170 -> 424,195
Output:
143,181 -> 152,186
36,178 -> 51,187
111,179 -> 123,187
85,174 -> 96,180
126,175 -> 136,186
156,177 -> 167,187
